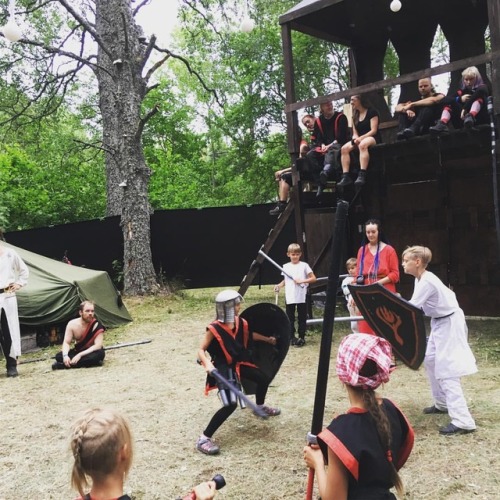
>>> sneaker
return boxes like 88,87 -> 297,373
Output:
196,436 -> 220,455
439,423 -> 475,435
295,338 -> 305,347
464,113 -> 475,129
396,130 -> 406,141
423,405 -> 447,415
429,121 -> 449,135
6,365 -> 18,377
337,173 -> 353,188
290,336 -> 298,346
52,362 -> 66,370
260,404 -> 281,416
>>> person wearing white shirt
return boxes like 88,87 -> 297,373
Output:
0,232 -> 29,377
402,245 -> 476,435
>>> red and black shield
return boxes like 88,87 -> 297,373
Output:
348,283 -> 426,370
240,302 -> 290,394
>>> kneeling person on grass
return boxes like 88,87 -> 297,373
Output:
52,300 -> 105,370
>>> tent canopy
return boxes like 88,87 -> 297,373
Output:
4,242 -> 132,328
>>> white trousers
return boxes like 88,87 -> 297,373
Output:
424,349 -> 476,430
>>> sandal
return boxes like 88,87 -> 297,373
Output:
260,404 -> 281,417
196,436 -> 220,455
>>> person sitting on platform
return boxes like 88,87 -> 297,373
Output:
430,66 -> 489,135
52,300 -> 105,370
396,78 -> 444,140
338,94 -> 381,188
297,101 -> 349,196
269,114 -> 315,216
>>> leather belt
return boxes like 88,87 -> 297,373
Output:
435,312 -> 454,320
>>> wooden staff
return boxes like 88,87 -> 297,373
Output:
306,199 -> 349,500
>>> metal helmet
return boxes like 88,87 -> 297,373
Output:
215,290 -> 243,323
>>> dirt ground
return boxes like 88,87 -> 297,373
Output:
1,286 -> 499,499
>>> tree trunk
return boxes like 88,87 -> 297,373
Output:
95,0 -> 158,294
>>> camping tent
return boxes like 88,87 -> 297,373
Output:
4,242 -> 132,328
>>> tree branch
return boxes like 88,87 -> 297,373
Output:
132,0 -> 152,17
57,0 -> 113,59
153,45 -> 222,107
140,34 -> 157,71
136,103 -> 159,139
144,52 -> 170,82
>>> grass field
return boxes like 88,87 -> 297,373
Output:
1,286 -> 499,499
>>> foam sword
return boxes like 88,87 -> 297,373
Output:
258,249 -> 305,288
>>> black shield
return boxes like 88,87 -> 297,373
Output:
348,283 -> 426,370
240,303 -> 290,394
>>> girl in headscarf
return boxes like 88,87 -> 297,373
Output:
304,334 -> 414,500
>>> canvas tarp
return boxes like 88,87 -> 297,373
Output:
4,242 -> 132,328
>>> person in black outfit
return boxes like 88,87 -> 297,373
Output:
396,78 -> 444,140
338,95 -> 381,188
297,101 -> 349,195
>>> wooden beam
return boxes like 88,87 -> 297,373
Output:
285,51 -> 500,113
487,0 -> 500,115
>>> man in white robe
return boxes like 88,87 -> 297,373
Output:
0,235 -> 29,377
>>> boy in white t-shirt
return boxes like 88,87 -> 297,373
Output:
341,257 -> 360,333
274,243 -> 316,347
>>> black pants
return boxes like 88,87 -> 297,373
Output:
55,348 -> 105,367
203,364 -> 271,437
286,302 -> 307,338
398,104 -> 443,135
0,310 -> 15,366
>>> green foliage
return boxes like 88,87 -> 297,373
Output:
0,102 -> 105,230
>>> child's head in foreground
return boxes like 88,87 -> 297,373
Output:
70,407 -> 133,496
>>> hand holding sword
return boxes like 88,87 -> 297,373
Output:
258,249 -> 306,288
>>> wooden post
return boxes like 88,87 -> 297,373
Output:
281,23 -> 307,257
487,0 -> 500,115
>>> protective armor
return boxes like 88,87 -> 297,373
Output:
215,290 -> 243,323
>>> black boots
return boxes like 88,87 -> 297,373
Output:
354,170 -> 367,187
337,173 -> 353,188
6,357 -> 18,377
429,121 -> 449,135
269,201 -> 287,216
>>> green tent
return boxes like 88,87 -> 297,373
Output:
4,242 -> 132,328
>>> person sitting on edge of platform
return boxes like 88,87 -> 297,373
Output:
52,300 -> 106,370
338,94 -> 381,188
396,78 -> 444,140
430,66 -> 489,135
269,114 -> 316,216
302,100 -> 349,196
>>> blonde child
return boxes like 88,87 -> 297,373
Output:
402,246 -> 477,435
274,243 -> 316,347
70,407 -> 217,499
430,66 -> 489,134
341,257 -> 360,333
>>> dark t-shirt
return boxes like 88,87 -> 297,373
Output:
354,108 -> 382,143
